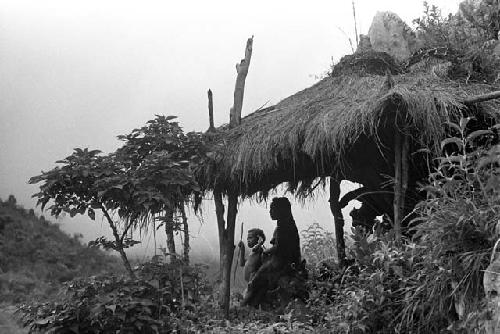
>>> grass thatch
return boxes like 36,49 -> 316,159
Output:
199,70 -> 500,198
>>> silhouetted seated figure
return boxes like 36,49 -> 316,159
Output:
241,197 -> 308,308
238,228 -> 266,282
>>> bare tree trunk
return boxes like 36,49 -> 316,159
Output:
164,208 -> 177,263
180,205 -> 190,264
329,178 -> 346,267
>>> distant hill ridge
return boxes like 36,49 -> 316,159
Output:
0,195 -> 121,303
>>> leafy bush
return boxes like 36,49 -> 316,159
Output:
302,118 -> 500,333
19,259 -> 211,333
301,222 -> 337,266
400,119 -> 500,333
412,1 -> 500,82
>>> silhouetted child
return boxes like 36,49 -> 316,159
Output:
238,228 -> 266,282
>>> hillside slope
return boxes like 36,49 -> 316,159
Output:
0,195 -> 121,303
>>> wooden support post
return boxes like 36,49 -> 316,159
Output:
401,134 -> 409,231
214,191 -> 226,277
208,89 -> 214,131
214,190 -> 237,318
222,192 -> 237,317
393,131 -> 403,242
329,178 -> 346,267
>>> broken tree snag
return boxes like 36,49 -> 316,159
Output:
208,89 -> 214,131
329,178 -> 347,267
229,36 -> 253,127
463,90 -> 500,105
393,130 -> 403,242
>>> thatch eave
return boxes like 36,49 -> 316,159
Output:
199,72 -> 500,199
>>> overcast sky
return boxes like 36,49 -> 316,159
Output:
0,0 -> 462,260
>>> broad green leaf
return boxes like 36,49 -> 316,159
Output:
466,129 -> 493,143
445,121 -> 461,134
440,137 -> 463,151
459,117 -> 474,132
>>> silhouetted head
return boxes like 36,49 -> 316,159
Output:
247,228 -> 265,247
269,197 -> 292,221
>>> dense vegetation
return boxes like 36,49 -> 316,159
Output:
16,120 -> 500,333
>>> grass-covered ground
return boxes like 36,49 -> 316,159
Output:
0,197 -> 122,304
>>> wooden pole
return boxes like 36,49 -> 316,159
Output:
222,192 -> 238,318
462,90 -> 500,105
401,134 -> 409,231
329,178 -> 346,267
214,191 -> 226,277
208,89 -> 214,131
393,131 -> 402,242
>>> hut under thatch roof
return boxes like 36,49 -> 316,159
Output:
200,52 -> 500,265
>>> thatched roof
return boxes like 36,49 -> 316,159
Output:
200,68 -> 500,198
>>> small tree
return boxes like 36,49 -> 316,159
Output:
30,129 -> 206,278
115,115 -> 208,263
30,148 -> 139,278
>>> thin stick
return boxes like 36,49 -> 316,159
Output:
336,26 -> 354,53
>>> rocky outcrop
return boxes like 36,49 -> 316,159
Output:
368,11 -> 419,62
